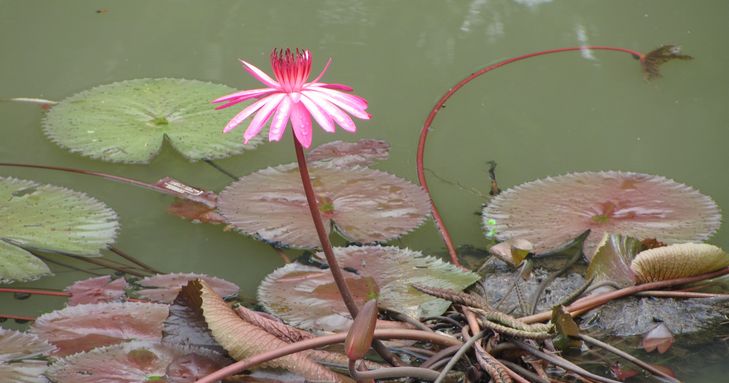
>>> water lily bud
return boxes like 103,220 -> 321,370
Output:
344,299 -> 378,360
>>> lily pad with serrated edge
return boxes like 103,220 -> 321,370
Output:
64,275 -> 128,306
258,246 -> 480,332
43,78 -> 262,163
46,340 -> 227,383
306,139 -> 390,167
0,328 -> 56,383
218,163 -> 431,249
0,177 -> 118,283
30,302 -> 168,356
482,171 -> 721,259
135,272 -> 240,303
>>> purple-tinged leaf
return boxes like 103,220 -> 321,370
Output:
46,340 -> 227,383
258,246 -> 479,332
0,328 -> 56,383
642,323 -> 674,353
137,273 -> 239,303
65,275 -> 128,306
482,171 -> 720,259
30,302 -> 168,356
217,164 -> 430,249
306,139 -> 389,167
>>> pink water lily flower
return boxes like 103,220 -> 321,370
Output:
213,49 -> 370,148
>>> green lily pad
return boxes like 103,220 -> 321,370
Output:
258,246 -> 480,332
0,177 -> 119,283
43,78 -> 262,163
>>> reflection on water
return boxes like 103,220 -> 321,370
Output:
1,0 -> 728,381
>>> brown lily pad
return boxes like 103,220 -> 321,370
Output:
218,164 -> 430,248
258,246 -> 479,332
137,273 -> 240,303
65,275 -> 128,306
482,171 -> 721,259
46,340 -> 227,383
30,302 -> 168,356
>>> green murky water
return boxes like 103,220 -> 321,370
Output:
1,0 -> 728,381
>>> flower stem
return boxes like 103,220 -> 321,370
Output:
417,46 -> 644,267
193,328 -> 460,383
292,134 -> 401,366
292,135 -> 359,317
0,288 -> 70,297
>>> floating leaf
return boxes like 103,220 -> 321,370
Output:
30,302 -> 168,356
218,164 -> 430,248
65,275 -> 128,306
43,78 -> 261,163
306,139 -> 390,167
136,273 -> 240,303
46,340 -> 227,383
482,171 -> 720,259
0,177 -> 118,283
630,243 -> 729,283
586,234 -> 642,287
0,328 -> 56,383
163,280 -> 227,354
258,246 -> 479,332
185,280 -> 347,382
641,45 -> 693,80
642,323 -> 674,354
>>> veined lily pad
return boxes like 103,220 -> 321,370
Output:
46,340 -> 227,383
30,302 -> 168,356
43,78 -> 261,163
218,164 -> 431,248
306,139 -> 390,167
136,273 -> 240,303
482,171 -> 721,259
258,246 -> 479,332
0,177 -> 118,283
65,275 -> 128,306
0,328 -> 56,383
630,243 -> 729,283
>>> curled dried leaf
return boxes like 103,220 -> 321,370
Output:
641,45 -> 693,80
630,243 -> 729,283
642,323 -> 674,354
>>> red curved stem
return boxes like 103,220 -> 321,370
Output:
0,288 -> 70,297
194,328 -> 461,383
417,46 -> 643,267
0,314 -> 35,321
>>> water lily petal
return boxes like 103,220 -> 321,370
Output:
269,95 -> 293,142
300,94 -> 335,133
310,88 -> 370,120
305,93 -> 356,132
309,58 -> 332,84
244,93 -> 284,143
311,86 -> 368,109
290,101 -> 313,147
223,96 -> 270,133
239,59 -> 280,88
212,88 -> 277,106
309,82 -> 353,91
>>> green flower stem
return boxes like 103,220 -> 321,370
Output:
193,328 -> 461,383
292,133 -> 400,366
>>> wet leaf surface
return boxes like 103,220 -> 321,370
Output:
137,273 -> 240,303
0,177 -> 119,283
258,246 -> 479,332
306,139 -> 389,167
218,163 -> 430,249
43,78 -> 262,163
46,340 -> 227,383
30,302 -> 168,356
65,275 -> 128,306
482,171 -> 720,259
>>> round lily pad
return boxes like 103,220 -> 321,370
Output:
482,171 -> 721,259
258,246 -> 480,332
43,78 -> 262,163
0,177 -> 119,283
218,164 -> 431,248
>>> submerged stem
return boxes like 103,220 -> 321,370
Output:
417,46 -> 643,267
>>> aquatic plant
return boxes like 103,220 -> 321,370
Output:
481,171 -> 720,259
136,272 -> 240,303
212,48 -> 370,148
0,177 -> 119,283
631,243 -> 729,283
0,328 -> 56,383
43,78 -> 261,163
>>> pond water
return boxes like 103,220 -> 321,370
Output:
1,0 -> 728,381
